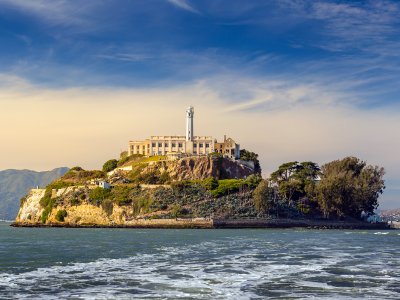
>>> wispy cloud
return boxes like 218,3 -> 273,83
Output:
270,0 -> 400,56
167,0 -> 200,14
0,0 -> 99,29
97,53 -> 151,62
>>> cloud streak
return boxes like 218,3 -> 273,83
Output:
167,0 -> 200,14
0,0 -> 89,26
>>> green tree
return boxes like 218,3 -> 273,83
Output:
270,161 -> 320,204
270,161 -> 300,182
102,159 -> 118,173
313,157 -> 385,219
240,149 -> 262,174
253,180 -> 275,214
245,174 -> 262,188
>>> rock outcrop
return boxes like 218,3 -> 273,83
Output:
141,156 -> 254,181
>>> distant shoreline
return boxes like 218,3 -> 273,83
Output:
10,218 -> 392,230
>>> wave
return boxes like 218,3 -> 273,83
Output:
1,238 -> 399,299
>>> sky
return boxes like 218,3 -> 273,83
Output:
0,0 -> 399,209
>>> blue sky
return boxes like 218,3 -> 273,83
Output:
0,0 -> 399,208
1,0 -> 399,99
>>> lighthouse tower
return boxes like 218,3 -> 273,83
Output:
185,106 -> 194,154
186,106 -> 194,141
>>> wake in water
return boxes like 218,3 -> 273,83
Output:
1,232 -> 399,299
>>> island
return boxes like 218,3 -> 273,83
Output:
12,107 -> 389,229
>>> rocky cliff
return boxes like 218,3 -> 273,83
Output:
15,184 -> 256,227
14,156 -> 260,227
139,156 -> 254,181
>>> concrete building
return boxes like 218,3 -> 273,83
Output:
128,107 -> 240,159
214,135 -> 241,158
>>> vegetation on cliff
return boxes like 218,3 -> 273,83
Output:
240,149 -> 261,174
16,154 -> 385,226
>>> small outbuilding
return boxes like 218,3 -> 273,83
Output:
98,181 -> 111,189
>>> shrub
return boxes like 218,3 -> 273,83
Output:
62,170 -> 105,183
201,177 -> 219,190
159,172 -> 170,184
55,209 -> 68,222
89,187 -> 111,205
101,199 -> 114,216
39,188 -> 53,208
245,174 -> 262,188
110,186 -> 132,206
102,159 -> 118,173
133,197 -> 153,215
211,179 -> 247,197
70,197 -> 81,206
128,164 -> 146,182
117,154 -> 144,167
41,206 -> 52,224
70,166 -> 84,171
171,204 -> 183,218
138,170 -> 160,184
120,151 -> 128,159
39,182 -> 70,223
170,180 -> 192,192
20,196 -> 27,207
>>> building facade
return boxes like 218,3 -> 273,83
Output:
128,107 -> 240,159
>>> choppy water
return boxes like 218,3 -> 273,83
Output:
0,222 -> 399,299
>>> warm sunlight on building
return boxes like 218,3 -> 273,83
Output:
128,107 -> 240,159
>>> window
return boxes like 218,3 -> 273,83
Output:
136,145 -> 140,150
206,143 -> 209,148
164,143 -> 168,147
194,143 -> 197,147
158,143 -> 162,147
178,143 -> 183,148
172,143 -> 176,147
152,143 -> 156,147
199,143 -> 203,148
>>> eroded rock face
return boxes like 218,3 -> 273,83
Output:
15,189 -> 45,223
14,156 -> 257,227
142,156 -> 254,180
15,186 -> 118,226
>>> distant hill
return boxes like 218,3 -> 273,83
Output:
0,167 -> 69,220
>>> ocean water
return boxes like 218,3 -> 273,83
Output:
0,222 -> 399,299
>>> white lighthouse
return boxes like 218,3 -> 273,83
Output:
186,106 -> 194,141
185,106 -> 194,154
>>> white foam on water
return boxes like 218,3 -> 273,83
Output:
1,234 -> 399,299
